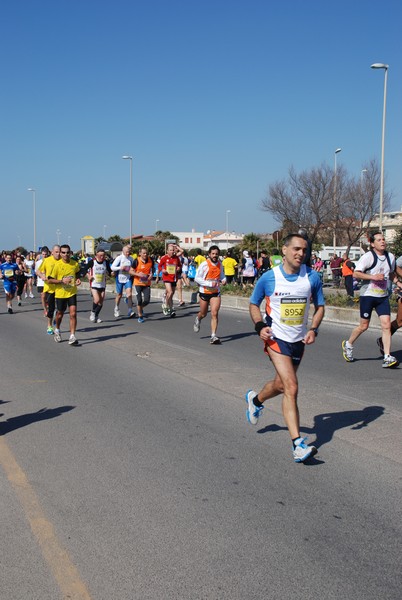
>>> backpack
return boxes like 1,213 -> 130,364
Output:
363,250 -> 392,273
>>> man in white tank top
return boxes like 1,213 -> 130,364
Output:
245,233 -> 325,463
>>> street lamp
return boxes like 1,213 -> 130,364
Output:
333,148 -> 342,254
226,209 -> 231,250
371,63 -> 389,232
155,219 -> 160,232
56,228 -> 61,245
27,188 -> 36,251
122,155 -> 133,245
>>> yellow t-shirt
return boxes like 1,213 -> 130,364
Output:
222,257 -> 238,276
194,255 -> 206,267
51,259 -> 80,298
39,256 -> 60,293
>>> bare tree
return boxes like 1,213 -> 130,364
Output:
337,159 -> 390,251
261,164 -> 337,244
261,159 -> 389,251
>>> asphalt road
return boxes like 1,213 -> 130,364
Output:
1,290 -> 401,600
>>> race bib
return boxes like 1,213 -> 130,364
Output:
94,274 -> 104,283
280,297 -> 307,326
166,264 -> 176,275
4,269 -> 13,277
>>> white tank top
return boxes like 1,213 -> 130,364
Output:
267,265 -> 312,342
91,260 -> 108,288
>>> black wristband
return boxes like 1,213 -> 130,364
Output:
309,327 -> 319,336
255,321 -> 266,335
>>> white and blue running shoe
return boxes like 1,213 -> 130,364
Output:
293,437 -> 317,462
245,390 -> 263,425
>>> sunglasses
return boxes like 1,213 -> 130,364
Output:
61,251 -> 70,255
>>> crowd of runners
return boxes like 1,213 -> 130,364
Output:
1,230 -> 401,462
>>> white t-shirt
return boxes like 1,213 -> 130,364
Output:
111,254 -> 134,283
355,250 -> 395,298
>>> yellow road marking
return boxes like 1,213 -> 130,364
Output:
0,436 -> 92,600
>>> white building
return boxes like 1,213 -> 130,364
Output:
171,231 -> 204,250
203,230 -> 244,252
363,209 -> 402,242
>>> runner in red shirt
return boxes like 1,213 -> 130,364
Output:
156,243 -> 183,317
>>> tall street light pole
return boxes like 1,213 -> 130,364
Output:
371,63 -> 389,233
27,188 -> 36,251
122,155 -> 133,245
333,148 -> 342,255
226,209 -> 231,251
359,169 -> 368,252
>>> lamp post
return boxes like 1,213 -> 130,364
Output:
155,219 -> 160,232
359,170 -> 368,252
333,148 -> 342,254
371,63 -> 388,232
27,188 -> 36,251
56,229 -> 61,245
226,209 -> 231,250
122,155 -> 133,245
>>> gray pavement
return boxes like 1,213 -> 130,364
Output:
0,290 -> 401,599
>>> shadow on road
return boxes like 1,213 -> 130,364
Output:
257,405 -> 385,451
0,406 -> 75,436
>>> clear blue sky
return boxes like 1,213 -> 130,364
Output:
1,0 -> 401,251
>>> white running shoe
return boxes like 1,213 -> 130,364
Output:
245,390 -> 263,425
342,340 -> 354,362
293,437 -> 317,463
382,354 -> 399,368
29,292 -> 34,298
96,317 -> 102,323
114,306 -> 120,318
54,331 -> 62,343
68,334 -> 78,346
210,335 -> 221,344
193,317 -> 200,332
89,311 -> 96,322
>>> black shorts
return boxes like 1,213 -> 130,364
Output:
199,292 -> 220,302
56,295 -> 77,312
264,338 -> 305,366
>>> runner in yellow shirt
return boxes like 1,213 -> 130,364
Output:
47,244 -> 81,345
37,245 -> 61,334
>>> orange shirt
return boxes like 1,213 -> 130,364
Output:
133,257 -> 153,287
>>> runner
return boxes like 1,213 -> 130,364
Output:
111,245 -> 135,318
47,244 -> 81,345
37,245 -> 61,334
246,233 -> 325,463
156,243 -> 183,317
377,254 -> 402,354
129,246 -> 154,323
341,231 -> 398,368
24,251 -> 36,298
87,248 -> 111,323
0,253 -> 21,313
222,250 -> 238,284
15,256 -> 27,306
193,245 -> 226,344
35,247 -> 50,316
